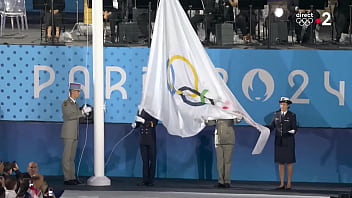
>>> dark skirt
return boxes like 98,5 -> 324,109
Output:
274,135 -> 296,163
44,12 -> 63,27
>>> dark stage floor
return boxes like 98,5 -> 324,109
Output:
45,176 -> 352,198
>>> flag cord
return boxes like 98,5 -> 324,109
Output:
76,2 -> 91,182
105,128 -> 136,167
76,118 -> 90,182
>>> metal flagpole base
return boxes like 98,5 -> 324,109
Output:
87,176 -> 111,186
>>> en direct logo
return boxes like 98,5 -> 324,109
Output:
295,12 -> 315,27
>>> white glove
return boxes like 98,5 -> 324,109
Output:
288,130 -> 295,134
131,123 -> 137,128
135,116 -> 145,124
235,116 -> 243,123
82,105 -> 92,114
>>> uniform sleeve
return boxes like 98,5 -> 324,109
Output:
62,102 -> 83,121
291,113 -> 298,132
135,111 -> 142,128
269,112 -> 276,131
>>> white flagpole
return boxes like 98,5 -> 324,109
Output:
87,0 -> 111,186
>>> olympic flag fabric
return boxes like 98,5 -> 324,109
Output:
140,0 -> 270,154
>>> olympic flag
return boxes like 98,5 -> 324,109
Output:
140,0 -> 270,154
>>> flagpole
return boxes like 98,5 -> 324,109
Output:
87,0 -> 111,186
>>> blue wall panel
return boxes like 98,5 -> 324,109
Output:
1,45 -> 352,183
1,45 -> 352,128
1,122 -> 352,183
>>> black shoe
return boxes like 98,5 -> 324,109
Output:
74,179 -> 84,185
137,181 -> 148,186
275,185 -> 285,190
146,182 -> 154,186
224,183 -> 231,188
285,187 -> 292,190
214,183 -> 225,188
64,180 -> 77,185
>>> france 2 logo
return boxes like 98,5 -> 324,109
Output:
295,12 -> 314,27
296,11 -> 332,27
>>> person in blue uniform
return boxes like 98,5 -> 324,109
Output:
132,109 -> 158,186
270,97 -> 297,190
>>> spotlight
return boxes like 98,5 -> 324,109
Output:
274,8 -> 284,18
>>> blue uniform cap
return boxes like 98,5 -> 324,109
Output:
69,83 -> 81,90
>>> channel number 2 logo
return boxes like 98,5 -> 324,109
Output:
296,12 -> 332,27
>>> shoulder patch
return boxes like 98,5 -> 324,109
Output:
63,101 -> 67,106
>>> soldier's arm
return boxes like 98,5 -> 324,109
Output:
62,102 -> 84,121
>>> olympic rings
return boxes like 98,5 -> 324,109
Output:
167,55 -> 199,97
296,17 -> 314,27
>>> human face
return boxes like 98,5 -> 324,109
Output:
280,102 -> 289,112
27,162 -> 38,176
70,90 -> 81,99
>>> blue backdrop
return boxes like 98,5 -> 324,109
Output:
1,45 -> 352,183
0,45 -> 351,128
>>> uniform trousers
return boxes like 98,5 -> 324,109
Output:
215,144 -> 234,184
62,138 -> 78,181
140,144 -> 156,184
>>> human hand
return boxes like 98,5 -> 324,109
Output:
288,130 -> 295,134
103,11 -> 111,19
13,162 -> 19,171
131,123 -> 137,128
82,105 -> 92,114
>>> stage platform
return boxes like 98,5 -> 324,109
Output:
1,24 -> 352,50
46,177 -> 351,198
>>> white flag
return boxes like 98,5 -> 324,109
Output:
140,0 -> 269,154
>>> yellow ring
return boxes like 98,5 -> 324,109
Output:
167,55 -> 199,97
